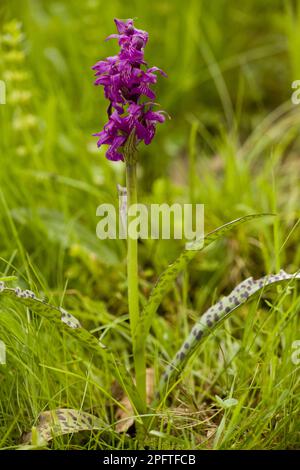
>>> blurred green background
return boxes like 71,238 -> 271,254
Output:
1,0 -> 300,290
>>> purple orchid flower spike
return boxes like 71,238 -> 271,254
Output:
92,18 -> 167,161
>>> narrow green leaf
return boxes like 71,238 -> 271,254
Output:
0,283 -> 105,356
0,283 -> 144,413
154,270 -> 300,405
137,214 -> 273,344
0,276 -> 18,282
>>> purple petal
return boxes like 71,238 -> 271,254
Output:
106,147 -> 123,161
145,110 -> 166,123
147,66 -> 167,77
131,85 -> 156,100
144,125 -> 155,145
105,34 -> 120,41
106,134 -> 127,161
114,18 -> 134,34
93,131 -> 113,147
134,121 -> 148,141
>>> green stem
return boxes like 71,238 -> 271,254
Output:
126,162 -> 146,405
188,121 -> 198,205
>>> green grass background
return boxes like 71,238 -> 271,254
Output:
0,0 -> 299,449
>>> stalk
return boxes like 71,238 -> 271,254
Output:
188,121 -> 198,205
126,159 -> 146,405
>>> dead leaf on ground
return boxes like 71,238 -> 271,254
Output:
21,408 -> 105,445
115,368 -> 154,433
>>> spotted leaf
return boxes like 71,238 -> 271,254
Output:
0,283 -> 145,415
0,283 -> 104,355
154,270 -> 300,404
136,214 -> 273,348
21,408 -> 105,445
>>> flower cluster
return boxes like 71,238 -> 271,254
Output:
92,19 -> 166,161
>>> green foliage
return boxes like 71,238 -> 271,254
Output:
138,214 -> 273,344
0,0 -> 300,451
155,270 -> 300,403
22,408 -> 106,447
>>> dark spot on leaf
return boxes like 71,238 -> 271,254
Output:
196,330 -> 203,340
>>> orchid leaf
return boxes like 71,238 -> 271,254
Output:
137,214 -> 273,344
154,270 -> 300,404
0,283 -> 145,414
21,408 -> 105,445
0,283 -> 104,356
